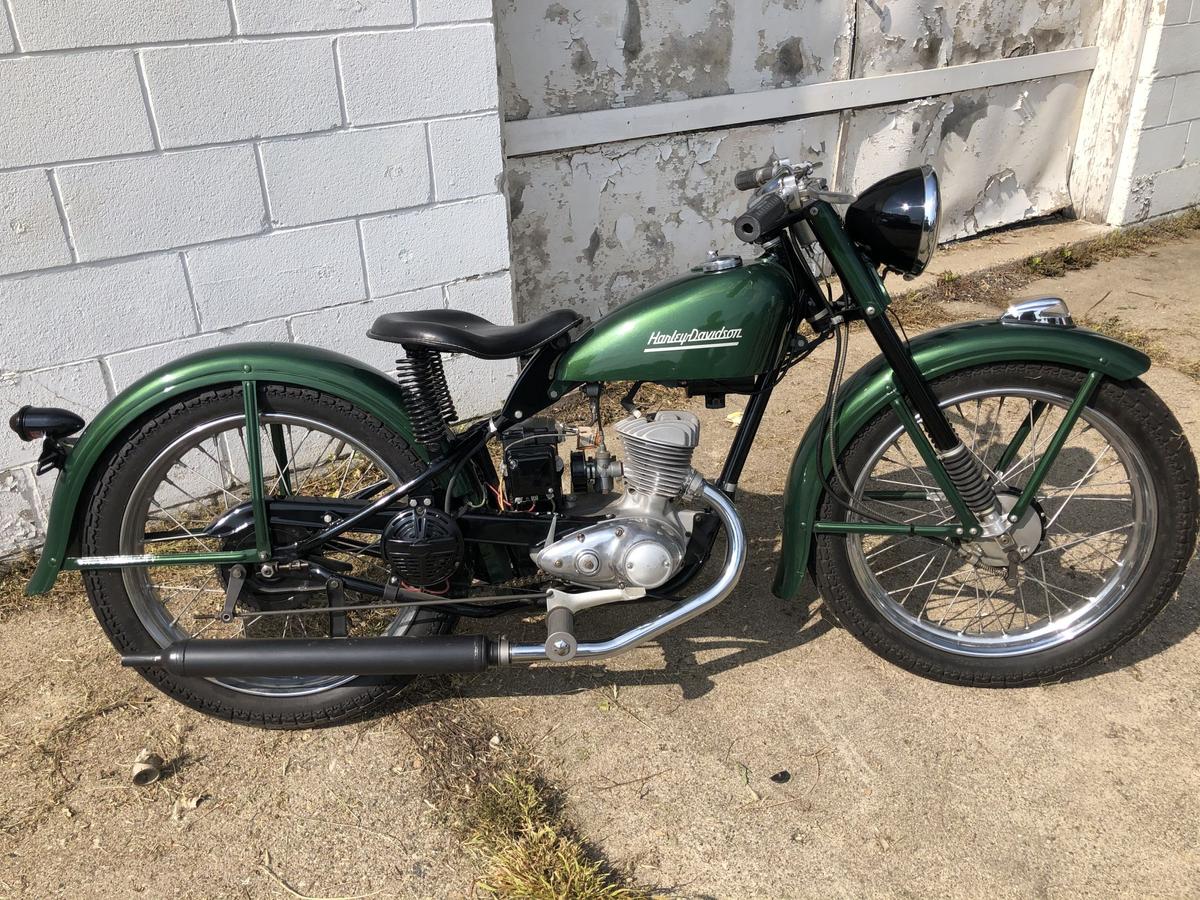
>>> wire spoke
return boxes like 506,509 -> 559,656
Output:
1041,443 -> 1114,531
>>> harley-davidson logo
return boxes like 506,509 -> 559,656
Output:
643,327 -> 743,353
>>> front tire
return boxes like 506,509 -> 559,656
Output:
813,362 -> 1198,686
80,383 -> 453,728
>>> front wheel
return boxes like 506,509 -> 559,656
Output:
813,362 -> 1198,686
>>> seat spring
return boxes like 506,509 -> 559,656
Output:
395,348 -> 458,447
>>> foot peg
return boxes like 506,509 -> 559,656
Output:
541,587 -> 644,663
545,607 -> 577,661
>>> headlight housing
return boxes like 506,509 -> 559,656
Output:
844,166 -> 941,278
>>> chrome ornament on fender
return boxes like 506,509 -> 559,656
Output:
1000,297 -> 1076,327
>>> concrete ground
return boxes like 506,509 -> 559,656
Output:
0,227 -> 1197,898
460,232 -> 1200,897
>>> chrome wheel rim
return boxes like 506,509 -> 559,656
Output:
119,411 -> 413,696
846,385 -> 1156,657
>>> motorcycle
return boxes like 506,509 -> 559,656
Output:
9,160 -> 1197,728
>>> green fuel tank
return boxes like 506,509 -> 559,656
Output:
556,255 -> 796,384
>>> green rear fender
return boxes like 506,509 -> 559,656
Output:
771,320 -> 1151,600
26,342 -> 421,595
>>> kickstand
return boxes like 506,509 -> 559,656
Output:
220,564 -> 247,623
326,577 -> 348,638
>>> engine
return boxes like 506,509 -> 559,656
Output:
534,411 -> 700,590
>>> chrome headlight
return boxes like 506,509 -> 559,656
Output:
845,165 -> 942,278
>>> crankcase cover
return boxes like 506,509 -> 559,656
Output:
535,518 -> 686,590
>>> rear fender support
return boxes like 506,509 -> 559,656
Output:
771,319 -> 1151,599
26,343 -> 422,596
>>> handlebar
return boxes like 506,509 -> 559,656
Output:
733,192 -> 792,243
730,157 -> 855,243
734,164 -> 776,192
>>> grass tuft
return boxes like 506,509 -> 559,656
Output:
1023,245 -> 1096,277
888,206 -> 1200,380
898,206 -> 1200,317
398,696 -> 653,899
470,774 -> 649,899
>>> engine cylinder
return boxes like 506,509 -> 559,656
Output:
614,411 -> 700,498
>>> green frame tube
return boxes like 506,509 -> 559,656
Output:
242,381 -> 273,560
810,372 -> 1104,540
887,394 -> 980,533
812,522 -> 960,537
1011,370 -> 1103,518
31,342 -> 424,593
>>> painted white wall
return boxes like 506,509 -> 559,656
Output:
0,0 -> 515,555
1104,0 -> 1200,223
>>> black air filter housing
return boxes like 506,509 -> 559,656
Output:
501,419 -> 563,503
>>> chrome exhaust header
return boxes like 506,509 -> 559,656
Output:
504,480 -> 746,665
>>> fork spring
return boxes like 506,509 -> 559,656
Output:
940,444 -> 1000,515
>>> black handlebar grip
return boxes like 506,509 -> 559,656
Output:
733,193 -> 790,243
734,167 -> 766,191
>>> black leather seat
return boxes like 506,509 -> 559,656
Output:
367,308 -> 581,360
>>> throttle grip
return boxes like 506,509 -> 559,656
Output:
734,164 -> 773,191
733,193 -> 790,243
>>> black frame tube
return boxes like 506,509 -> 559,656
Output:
861,311 -> 958,450
804,200 -> 961,452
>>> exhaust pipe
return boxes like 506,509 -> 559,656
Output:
506,480 -> 746,664
122,635 -> 500,677
122,481 -> 744,677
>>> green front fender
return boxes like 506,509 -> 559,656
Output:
771,320 -> 1151,600
27,342 -> 421,595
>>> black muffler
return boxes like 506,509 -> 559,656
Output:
121,635 -> 502,677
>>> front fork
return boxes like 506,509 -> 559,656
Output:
801,201 -> 1099,560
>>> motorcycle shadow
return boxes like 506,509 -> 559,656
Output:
426,475 -> 1200,702
1086,538 -> 1200,679
444,487 -> 833,704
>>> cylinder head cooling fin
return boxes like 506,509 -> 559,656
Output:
615,411 -> 701,498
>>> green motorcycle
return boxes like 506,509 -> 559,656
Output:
10,159 -> 1197,728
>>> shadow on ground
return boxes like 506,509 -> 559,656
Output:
407,478 -> 1200,707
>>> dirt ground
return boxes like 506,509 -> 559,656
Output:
2,231 -> 1199,898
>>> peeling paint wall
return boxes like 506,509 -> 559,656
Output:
508,117 -> 840,320
837,74 -> 1090,238
496,0 -> 854,120
850,0 -> 1098,76
500,1 -> 1103,322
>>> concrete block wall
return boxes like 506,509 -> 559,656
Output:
1108,0 -> 1200,222
0,1 -> 515,556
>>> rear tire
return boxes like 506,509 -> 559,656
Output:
80,383 -> 454,729
813,362 -> 1198,686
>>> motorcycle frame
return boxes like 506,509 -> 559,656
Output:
27,201 -> 1151,602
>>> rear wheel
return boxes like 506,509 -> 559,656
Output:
813,362 -> 1198,685
80,383 -> 454,728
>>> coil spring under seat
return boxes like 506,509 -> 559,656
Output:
395,346 -> 457,447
